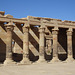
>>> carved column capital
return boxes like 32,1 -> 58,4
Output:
67,28 -> 73,36
67,31 -> 72,36
52,30 -> 58,35
39,26 -> 45,33
5,21 -> 15,31
52,27 -> 59,35
23,24 -> 30,33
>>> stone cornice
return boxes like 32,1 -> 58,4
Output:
0,15 -> 75,29
0,16 -> 27,23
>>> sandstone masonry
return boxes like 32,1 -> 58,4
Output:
0,11 -> 75,65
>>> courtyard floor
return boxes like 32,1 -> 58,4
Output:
0,62 -> 75,75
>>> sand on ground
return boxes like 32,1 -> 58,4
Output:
0,62 -> 75,75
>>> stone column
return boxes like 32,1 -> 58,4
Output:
20,25 -> 31,64
50,27 -> 60,62
4,21 -> 16,65
66,28 -> 74,62
37,26 -> 46,62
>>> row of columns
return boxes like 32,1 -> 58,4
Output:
39,26 -> 74,63
3,21 -> 74,65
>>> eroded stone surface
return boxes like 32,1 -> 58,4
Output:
0,11 -> 75,64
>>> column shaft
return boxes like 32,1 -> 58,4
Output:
20,25 -> 31,64
37,27 -> 46,62
66,30 -> 74,62
6,29 -> 12,59
50,28 -> 60,62
4,21 -> 16,65
39,29 -> 45,60
23,27 -> 29,60
67,32 -> 72,56
52,31 -> 58,57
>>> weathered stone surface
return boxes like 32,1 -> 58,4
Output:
4,21 -> 16,65
4,14 -> 13,18
0,11 -> 75,65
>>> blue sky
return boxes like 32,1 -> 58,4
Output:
0,0 -> 75,21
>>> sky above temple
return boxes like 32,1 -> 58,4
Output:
0,0 -> 75,21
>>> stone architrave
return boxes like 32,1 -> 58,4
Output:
37,26 -> 46,62
66,28 -> 74,62
20,24 -> 31,64
4,21 -> 16,65
50,27 -> 60,62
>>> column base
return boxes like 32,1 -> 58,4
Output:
64,56 -> 74,63
4,58 -> 16,65
49,57 -> 61,63
36,58 -> 47,63
17,58 -> 32,65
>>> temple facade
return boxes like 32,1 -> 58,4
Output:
0,11 -> 75,65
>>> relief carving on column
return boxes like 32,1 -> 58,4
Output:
45,29 -> 53,55
45,39 -> 52,55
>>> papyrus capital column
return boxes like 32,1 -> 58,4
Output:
51,27 -> 60,62
66,28 -> 74,62
4,21 -> 16,65
20,24 -> 31,64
